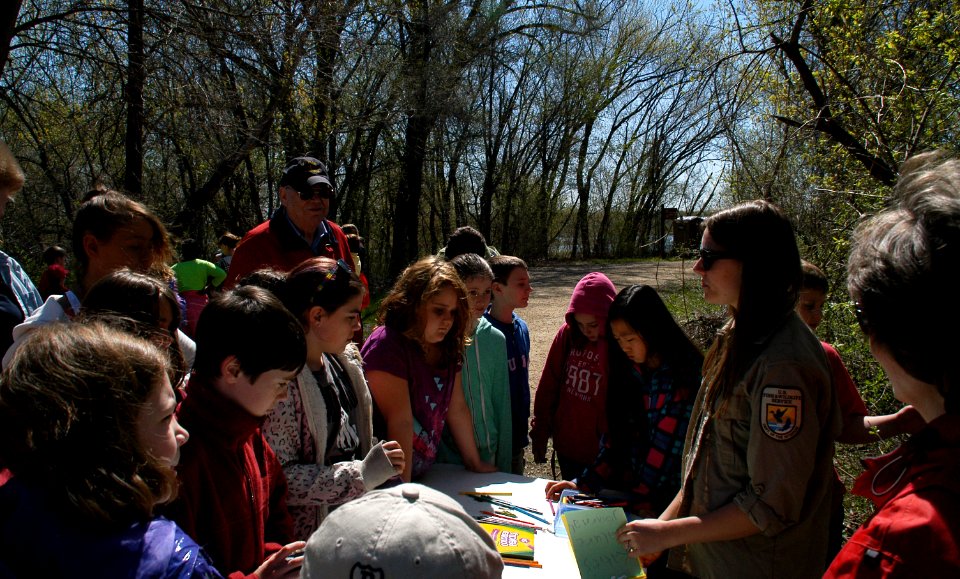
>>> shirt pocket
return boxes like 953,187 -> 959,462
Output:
712,387 -> 751,478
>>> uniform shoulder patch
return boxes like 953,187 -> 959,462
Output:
760,386 -> 802,441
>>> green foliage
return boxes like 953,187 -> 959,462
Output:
1,0 -> 731,284
770,0 -> 960,165
657,276 -> 724,323
725,0 -> 960,295
659,277 -> 912,540
803,292 -> 910,540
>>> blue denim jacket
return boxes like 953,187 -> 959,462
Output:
0,250 -> 41,316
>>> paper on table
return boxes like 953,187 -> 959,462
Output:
561,507 -> 645,579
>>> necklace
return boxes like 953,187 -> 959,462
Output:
870,454 -> 907,496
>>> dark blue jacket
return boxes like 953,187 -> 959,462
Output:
483,311 -> 531,452
0,477 -> 221,578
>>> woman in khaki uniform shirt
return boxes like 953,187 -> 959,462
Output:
617,200 -> 841,579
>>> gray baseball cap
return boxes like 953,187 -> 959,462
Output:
301,483 -> 504,578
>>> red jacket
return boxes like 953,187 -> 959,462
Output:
531,326 -> 610,466
168,377 -> 294,578
37,264 -> 69,299
224,208 -> 354,289
530,273 -> 616,467
824,415 -> 960,577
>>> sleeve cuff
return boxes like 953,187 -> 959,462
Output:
733,488 -> 785,536
360,442 -> 397,491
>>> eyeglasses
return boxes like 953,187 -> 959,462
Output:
290,184 -> 335,201
697,247 -> 738,270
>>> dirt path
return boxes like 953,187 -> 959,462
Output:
522,259 -> 696,390
520,259 -> 697,478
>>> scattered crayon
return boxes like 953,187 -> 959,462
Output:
503,557 -> 543,568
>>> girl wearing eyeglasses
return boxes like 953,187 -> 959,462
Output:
436,253 -> 513,473
362,256 -> 496,481
617,200 -> 841,579
261,257 -> 405,540
825,152 -> 960,577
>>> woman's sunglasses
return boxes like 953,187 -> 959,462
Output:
697,247 -> 738,270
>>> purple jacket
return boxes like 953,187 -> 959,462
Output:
0,476 -> 221,578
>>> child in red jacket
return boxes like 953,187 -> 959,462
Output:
37,245 -> 69,299
825,152 -> 960,577
531,272 -> 616,480
797,260 -> 923,565
168,286 -> 308,579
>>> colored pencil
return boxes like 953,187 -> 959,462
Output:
480,518 -> 540,531
480,511 -> 537,528
488,499 -> 549,523
503,557 -> 543,568
526,511 -> 550,525
512,508 -> 550,525
489,497 -> 543,515
465,493 -> 551,525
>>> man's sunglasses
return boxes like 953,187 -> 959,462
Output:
291,184 -> 335,201
697,247 -> 738,270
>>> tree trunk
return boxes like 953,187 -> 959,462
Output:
123,0 -> 145,197
573,118 -> 594,259
0,0 -> 22,78
389,113 -> 433,278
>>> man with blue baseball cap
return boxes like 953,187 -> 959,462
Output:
225,156 -> 355,288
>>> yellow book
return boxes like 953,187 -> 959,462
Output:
479,522 -> 536,560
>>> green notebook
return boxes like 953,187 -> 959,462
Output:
561,507 -> 645,579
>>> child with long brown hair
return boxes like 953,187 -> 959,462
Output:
361,256 -> 496,481
0,322 -> 217,577
262,257 -> 404,539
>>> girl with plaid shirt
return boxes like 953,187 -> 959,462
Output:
546,285 -> 701,514
546,286 -> 701,576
